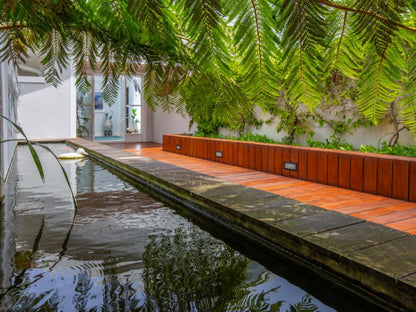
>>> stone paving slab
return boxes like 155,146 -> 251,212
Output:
307,222 -> 409,254
66,138 -> 416,311
349,235 -> 416,278
232,197 -> 324,223
273,211 -> 365,238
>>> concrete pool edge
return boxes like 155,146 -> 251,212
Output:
66,138 -> 416,312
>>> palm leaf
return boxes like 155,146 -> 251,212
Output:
0,114 -> 44,182
35,143 -> 78,210
1,114 -> 78,209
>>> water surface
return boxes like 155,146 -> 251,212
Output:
0,145 -> 386,311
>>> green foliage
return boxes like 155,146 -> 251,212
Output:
306,137 -> 354,151
360,141 -> 416,157
270,98 -> 313,145
141,226 -> 282,311
287,294 -> 318,312
3,0 -> 416,138
197,132 -> 416,158
278,0 -> 327,108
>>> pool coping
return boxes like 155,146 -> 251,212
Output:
66,138 -> 416,312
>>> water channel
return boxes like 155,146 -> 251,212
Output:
0,145 -> 389,311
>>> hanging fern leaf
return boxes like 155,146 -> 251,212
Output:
356,39 -> 404,125
398,31 -> 416,135
226,0 -> 280,109
278,0 -> 328,109
352,0 -> 405,57
39,29 -> 69,86
0,29 -> 29,66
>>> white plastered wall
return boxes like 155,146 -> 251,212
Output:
152,106 -> 196,143
220,106 -> 415,148
17,67 -> 76,140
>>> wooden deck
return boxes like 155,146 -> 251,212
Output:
105,142 -> 416,235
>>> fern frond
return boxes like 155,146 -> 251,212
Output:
352,0 -> 405,57
321,7 -> 365,81
39,29 -> 69,86
176,0 -> 230,75
144,62 -> 164,109
356,40 -> 404,124
398,32 -> 416,135
226,0 -> 279,109
0,29 -> 29,66
278,0 -> 328,109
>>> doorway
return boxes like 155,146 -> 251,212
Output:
76,75 -> 143,142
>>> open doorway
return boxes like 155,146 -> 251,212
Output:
76,75 -> 143,142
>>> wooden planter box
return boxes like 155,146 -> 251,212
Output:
163,134 -> 416,203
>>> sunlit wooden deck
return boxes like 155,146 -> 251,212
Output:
106,142 -> 416,235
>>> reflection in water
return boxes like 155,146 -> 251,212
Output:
141,227 -> 283,312
0,145 -> 333,311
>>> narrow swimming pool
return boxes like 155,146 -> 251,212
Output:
0,144 -> 389,311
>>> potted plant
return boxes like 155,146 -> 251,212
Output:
129,108 -> 140,133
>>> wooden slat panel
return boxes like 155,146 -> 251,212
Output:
193,138 -> 198,158
238,142 -> 244,167
338,154 -> 351,189
282,148 -> 291,176
392,160 -> 409,201
327,152 -> 338,186
190,137 -> 195,157
317,151 -> 328,184
267,146 -> 276,174
261,146 -> 268,172
307,150 -> 318,182
190,138 -> 196,157
247,144 -> 254,169
243,143 -> 250,168
169,136 -> 175,153
289,149 -> 299,178
168,135 -> 174,152
363,157 -> 377,194
410,162 -> 416,202
208,140 -> 216,161
350,155 -> 363,191
202,139 -> 208,160
298,150 -> 308,180
162,135 -> 168,151
275,147 -> 283,175
193,138 -> 200,158
377,158 -> 393,197
199,139 -> 207,159
180,136 -> 187,155
185,137 -> 190,156
232,142 -> 239,166
222,141 -> 229,164
185,137 -> 191,156
255,145 -> 262,171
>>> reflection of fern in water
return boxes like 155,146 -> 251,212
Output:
141,226 -> 319,312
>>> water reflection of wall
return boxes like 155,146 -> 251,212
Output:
0,160 -> 18,311
0,61 -> 19,311
0,61 -> 18,199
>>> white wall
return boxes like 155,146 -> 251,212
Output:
1,62 -> 18,191
0,61 -> 18,311
17,67 -> 76,140
221,106 -> 415,148
152,107 -> 196,143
